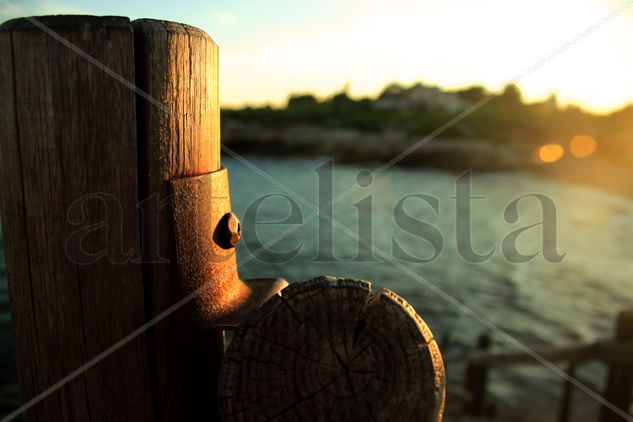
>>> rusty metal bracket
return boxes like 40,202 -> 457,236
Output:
170,168 -> 288,329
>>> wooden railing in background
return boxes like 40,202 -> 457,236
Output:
448,309 -> 633,422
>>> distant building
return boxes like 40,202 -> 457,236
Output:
375,83 -> 466,112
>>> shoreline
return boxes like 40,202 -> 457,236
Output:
222,123 -> 633,199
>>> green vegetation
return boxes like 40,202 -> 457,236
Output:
222,82 -> 633,165
223,90 -> 394,132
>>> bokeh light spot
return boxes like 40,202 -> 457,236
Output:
534,143 -> 565,164
569,135 -> 597,158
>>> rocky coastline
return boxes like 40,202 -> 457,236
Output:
222,120 -> 633,198
222,120 -> 531,171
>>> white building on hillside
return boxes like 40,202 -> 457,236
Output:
375,84 -> 466,112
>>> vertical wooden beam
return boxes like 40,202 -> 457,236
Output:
464,333 -> 491,416
133,19 -> 224,421
0,16 -> 154,421
558,362 -> 576,422
0,18 -> 40,421
600,309 -> 633,422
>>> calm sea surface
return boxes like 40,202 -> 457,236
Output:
1,155 -> 632,415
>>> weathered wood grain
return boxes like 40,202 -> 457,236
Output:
219,276 -> 446,421
0,15 -> 153,421
133,19 -> 224,422
0,17 -> 41,421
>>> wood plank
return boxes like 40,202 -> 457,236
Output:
446,338 -> 633,367
0,17 -> 42,421
0,15 -> 154,421
133,19 -> 223,422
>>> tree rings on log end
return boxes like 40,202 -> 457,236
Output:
219,275 -> 446,421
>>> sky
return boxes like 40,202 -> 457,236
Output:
2,0 -> 633,113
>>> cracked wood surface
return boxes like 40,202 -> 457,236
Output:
0,15 -> 223,421
219,276 -> 445,421
133,19 -> 224,421
0,16 -> 153,421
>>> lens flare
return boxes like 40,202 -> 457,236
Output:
569,135 -> 597,158
534,143 -> 564,164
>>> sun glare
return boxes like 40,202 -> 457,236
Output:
569,135 -> 597,158
535,143 -> 565,164
219,0 -> 633,111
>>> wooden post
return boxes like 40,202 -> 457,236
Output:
0,15 -> 223,420
600,309 -> 633,422
0,16 -> 153,421
133,19 -> 224,421
464,333 -> 491,416
558,362 -> 576,422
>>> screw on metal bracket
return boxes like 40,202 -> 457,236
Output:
170,168 -> 287,329
226,212 -> 241,247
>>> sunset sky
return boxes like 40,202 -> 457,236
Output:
2,0 -> 633,113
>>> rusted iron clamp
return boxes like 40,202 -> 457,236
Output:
169,168 -> 287,328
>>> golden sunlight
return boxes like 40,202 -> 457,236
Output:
535,143 -> 565,164
569,135 -> 597,158
219,0 -> 633,112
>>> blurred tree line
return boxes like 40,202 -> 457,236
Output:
222,82 -> 633,166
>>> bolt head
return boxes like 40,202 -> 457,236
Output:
227,212 -> 241,247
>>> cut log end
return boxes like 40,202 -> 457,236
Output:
219,276 -> 446,421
